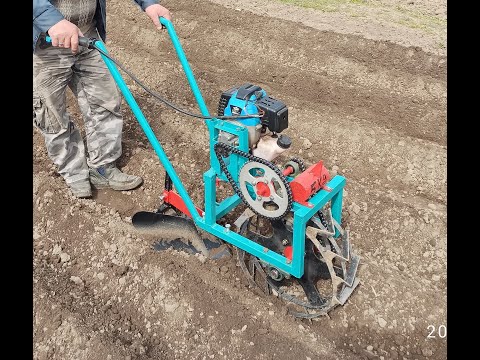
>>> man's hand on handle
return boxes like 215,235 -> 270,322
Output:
145,4 -> 172,30
46,3 -> 171,53
47,19 -> 84,53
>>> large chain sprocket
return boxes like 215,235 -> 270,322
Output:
214,142 -> 293,220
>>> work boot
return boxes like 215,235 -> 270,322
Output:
69,179 -> 92,198
89,162 -> 143,191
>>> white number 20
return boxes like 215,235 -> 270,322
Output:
427,325 -> 447,339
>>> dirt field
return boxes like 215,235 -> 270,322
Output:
33,0 -> 447,359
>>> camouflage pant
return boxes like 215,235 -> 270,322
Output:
33,28 -> 123,185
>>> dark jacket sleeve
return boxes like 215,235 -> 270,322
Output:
33,0 -> 65,32
133,0 -> 160,11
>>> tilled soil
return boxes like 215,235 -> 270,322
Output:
33,0 -> 447,359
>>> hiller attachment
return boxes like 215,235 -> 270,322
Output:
132,210 -> 210,257
132,204 -> 231,260
72,17 -> 360,319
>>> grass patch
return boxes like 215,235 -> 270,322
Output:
278,0 -> 367,12
277,0 -> 446,36
393,5 -> 446,33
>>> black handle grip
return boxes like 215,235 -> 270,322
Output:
38,36 -> 97,50
78,37 -> 90,47
38,36 -> 52,49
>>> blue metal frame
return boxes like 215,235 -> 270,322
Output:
48,19 -> 346,278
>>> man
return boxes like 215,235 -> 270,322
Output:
33,0 -> 172,198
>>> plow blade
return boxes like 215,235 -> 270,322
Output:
338,277 -> 360,305
132,211 -> 229,259
342,253 -> 360,288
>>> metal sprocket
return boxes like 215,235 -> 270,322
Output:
238,161 -> 291,219
214,142 -> 292,220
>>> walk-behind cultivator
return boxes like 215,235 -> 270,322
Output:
46,18 -> 360,318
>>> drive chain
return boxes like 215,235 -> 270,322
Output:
213,142 -> 293,220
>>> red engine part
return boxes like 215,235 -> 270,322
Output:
290,160 -> 331,205
162,190 -> 204,218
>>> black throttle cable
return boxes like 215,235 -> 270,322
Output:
87,39 -> 264,121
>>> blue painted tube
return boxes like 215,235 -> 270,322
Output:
291,214 -> 306,278
92,40 -> 201,222
160,18 -> 211,119
203,169 -> 217,225
216,194 -> 241,220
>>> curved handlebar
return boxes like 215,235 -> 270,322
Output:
42,17 -> 172,49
